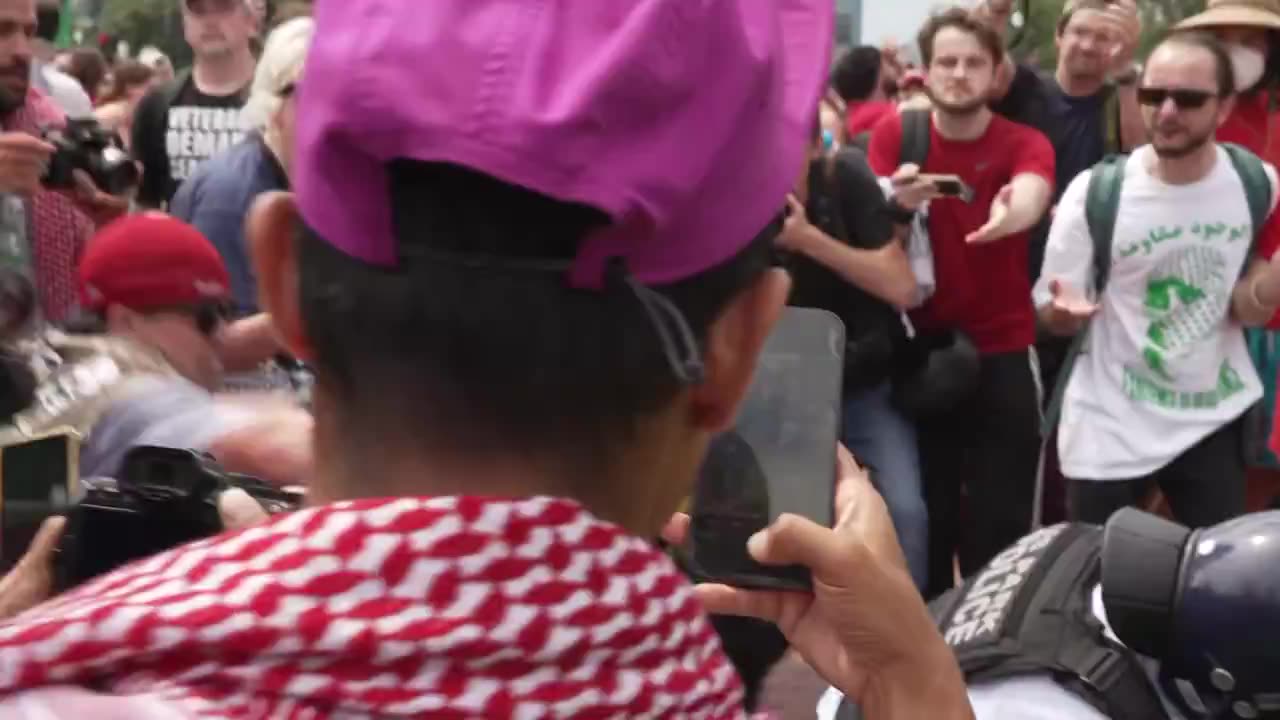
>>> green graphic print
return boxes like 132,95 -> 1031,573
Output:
1120,237 -> 1247,410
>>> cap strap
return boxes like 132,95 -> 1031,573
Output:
616,269 -> 706,385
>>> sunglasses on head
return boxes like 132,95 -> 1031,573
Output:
1136,87 -> 1218,110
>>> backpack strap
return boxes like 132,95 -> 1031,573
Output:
1102,86 -> 1122,155
848,130 -> 872,152
1222,142 -> 1272,263
1041,154 -> 1127,435
162,68 -> 193,109
899,109 -> 931,168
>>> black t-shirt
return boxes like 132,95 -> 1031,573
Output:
992,65 -> 1111,278
787,147 -> 902,350
131,73 -> 250,208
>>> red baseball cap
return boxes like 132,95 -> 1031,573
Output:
78,213 -> 232,313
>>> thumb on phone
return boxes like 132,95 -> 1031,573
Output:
747,513 -> 849,579
891,163 -> 921,186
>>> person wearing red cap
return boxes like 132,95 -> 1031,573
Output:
0,212 -> 309,487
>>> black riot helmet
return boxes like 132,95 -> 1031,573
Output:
1102,508 -> 1280,719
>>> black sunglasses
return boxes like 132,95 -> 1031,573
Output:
194,302 -> 233,336
1136,87 -> 1218,110
150,302 -> 233,336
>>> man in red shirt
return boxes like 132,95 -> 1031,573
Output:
868,7 -> 1055,599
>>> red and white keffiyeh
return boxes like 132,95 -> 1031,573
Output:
4,89 -> 94,323
0,496 -> 746,718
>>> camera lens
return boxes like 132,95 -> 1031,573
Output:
95,148 -> 140,196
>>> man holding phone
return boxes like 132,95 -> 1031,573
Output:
868,8 -> 1054,599
778,121 -> 929,590
0,2 -> 974,718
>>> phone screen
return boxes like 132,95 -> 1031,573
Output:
686,307 -> 844,591
0,431 -> 76,570
933,179 -> 965,196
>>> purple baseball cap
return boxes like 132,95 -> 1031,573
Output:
295,0 -> 832,289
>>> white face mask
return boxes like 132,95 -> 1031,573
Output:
1228,43 -> 1267,93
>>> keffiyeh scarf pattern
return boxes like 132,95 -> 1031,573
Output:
3,89 -> 93,323
0,496 -> 745,718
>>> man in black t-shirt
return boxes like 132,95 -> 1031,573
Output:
777,127 -> 930,589
983,0 -> 1144,277
132,0 -> 259,208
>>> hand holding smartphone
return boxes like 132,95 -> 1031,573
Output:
684,307 -> 844,592
0,428 -> 78,571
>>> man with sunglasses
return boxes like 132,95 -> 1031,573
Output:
0,213 -> 310,487
1036,32 -> 1280,528
132,0 -> 258,209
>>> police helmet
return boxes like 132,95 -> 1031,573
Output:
1102,508 -> 1280,719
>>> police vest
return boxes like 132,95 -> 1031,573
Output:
0,332 -> 180,445
833,524 -> 1165,720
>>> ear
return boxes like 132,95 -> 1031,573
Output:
1218,95 -> 1237,128
687,267 -> 791,432
247,191 -> 314,362
104,304 -> 139,334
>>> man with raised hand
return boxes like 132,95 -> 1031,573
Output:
1039,32 -> 1280,527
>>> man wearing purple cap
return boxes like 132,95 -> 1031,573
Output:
0,2 -> 973,718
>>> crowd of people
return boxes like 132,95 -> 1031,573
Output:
0,0 -> 1270,717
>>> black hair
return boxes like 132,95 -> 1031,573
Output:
36,4 -> 59,43
830,45 -> 884,103
1249,30 -> 1280,95
1156,31 -> 1236,97
297,162 -> 775,479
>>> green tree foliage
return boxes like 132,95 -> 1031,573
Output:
98,0 -> 192,69
1012,0 -> 1206,68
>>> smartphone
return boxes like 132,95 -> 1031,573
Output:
685,307 -> 844,591
919,173 -> 973,200
0,427 -> 78,570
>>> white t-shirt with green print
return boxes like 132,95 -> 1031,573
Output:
1035,145 -> 1277,480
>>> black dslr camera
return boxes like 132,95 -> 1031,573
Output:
41,118 -> 140,196
53,446 -> 303,591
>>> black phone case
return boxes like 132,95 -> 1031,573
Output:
0,433 -> 75,571
686,307 -> 844,591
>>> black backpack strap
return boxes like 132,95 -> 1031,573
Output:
162,68 -> 193,109
899,109 -> 931,168
848,130 -> 872,152
1102,85 -> 1122,154
1054,637 -> 1168,720
1041,154 -> 1127,435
